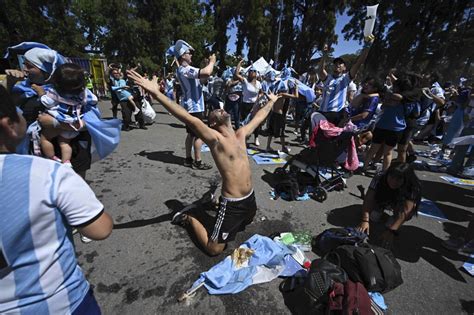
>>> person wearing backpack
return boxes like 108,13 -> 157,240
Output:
356,162 -> 421,248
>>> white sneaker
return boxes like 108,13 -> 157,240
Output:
133,107 -> 140,115
255,138 -> 260,146
63,160 -> 73,168
80,234 -> 93,244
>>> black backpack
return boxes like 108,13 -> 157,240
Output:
274,175 -> 300,201
312,227 -> 367,256
329,244 -> 403,293
280,256 -> 347,314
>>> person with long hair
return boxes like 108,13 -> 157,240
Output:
357,162 -> 422,248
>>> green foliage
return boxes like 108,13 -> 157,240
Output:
341,0 -> 473,80
1,0 -> 471,81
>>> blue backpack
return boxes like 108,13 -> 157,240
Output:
312,227 -> 367,256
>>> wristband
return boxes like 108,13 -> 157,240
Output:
361,220 -> 369,223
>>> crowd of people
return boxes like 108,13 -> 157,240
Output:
1,35 -> 473,314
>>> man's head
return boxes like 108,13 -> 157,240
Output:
361,76 -> 382,94
208,108 -> 231,129
248,66 -> 258,80
23,60 -> 49,84
174,40 -> 195,65
0,86 -> 26,151
111,69 -> 121,80
23,47 -> 65,83
332,57 -> 347,76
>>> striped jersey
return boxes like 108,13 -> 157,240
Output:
320,73 -> 351,112
176,65 -> 205,113
0,154 -> 104,314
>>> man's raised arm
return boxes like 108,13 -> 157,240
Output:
239,93 -> 280,137
127,70 -> 219,144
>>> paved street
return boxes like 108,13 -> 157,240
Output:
76,100 -> 474,314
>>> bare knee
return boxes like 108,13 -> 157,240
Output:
205,241 -> 225,256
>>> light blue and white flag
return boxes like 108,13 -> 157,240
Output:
188,235 -> 297,295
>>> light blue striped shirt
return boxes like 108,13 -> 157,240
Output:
320,73 -> 351,112
0,154 -> 104,314
176,65 -> 205,113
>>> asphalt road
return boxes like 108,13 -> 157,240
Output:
75,100 -> 474,314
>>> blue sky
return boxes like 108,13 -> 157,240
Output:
226,12 -> 362,60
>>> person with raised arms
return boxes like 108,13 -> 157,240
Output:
127,69 -> 280,256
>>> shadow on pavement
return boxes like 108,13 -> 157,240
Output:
136,150 -> 185,165
421,179 -> 474,208
113,213 -> 172,230
155,122 -> 185,129
327,205 -> 471,282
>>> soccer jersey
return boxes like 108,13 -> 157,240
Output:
350,95 -> 379,128
176,65 -> 205,113
320,73 -> 351,112
0,154 -> 104,314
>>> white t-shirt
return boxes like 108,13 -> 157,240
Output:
242,78 -> 262,103
0,154 -> 104,314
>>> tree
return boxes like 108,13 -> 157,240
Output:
341,0 -> 473,80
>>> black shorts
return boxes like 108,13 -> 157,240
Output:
186,112 -> 205,137
398,127 -> 415,145
268,112 -> 286,137
372,128 -> 402,147
209,191 -> 257,243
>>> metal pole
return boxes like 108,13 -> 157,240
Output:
275,0 -> 283,66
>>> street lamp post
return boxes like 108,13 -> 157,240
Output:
275,0 -> 283,66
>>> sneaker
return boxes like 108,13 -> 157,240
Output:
63,160 -> 73,168
171,203 -> 196,226
255,138 -> 260,146
184,157 -> 193,167
133,107 -> 140,115
139,125 -> 148,130
281,147 -> 291,154
192,160 -> 212,170
72,228 -> 78,235
80,234 -> 93,244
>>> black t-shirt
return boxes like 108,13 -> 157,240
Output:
369,172 -> 419,211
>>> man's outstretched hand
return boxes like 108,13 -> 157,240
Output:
266,92 -> 280,103
126,70 -> 159,95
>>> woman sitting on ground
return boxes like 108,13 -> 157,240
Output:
357,162 -> 422,248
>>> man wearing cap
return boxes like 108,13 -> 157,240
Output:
318,36 -> 374,126
173,39 -> 216,170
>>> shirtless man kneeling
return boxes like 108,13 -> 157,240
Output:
127,69 -> 280,256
